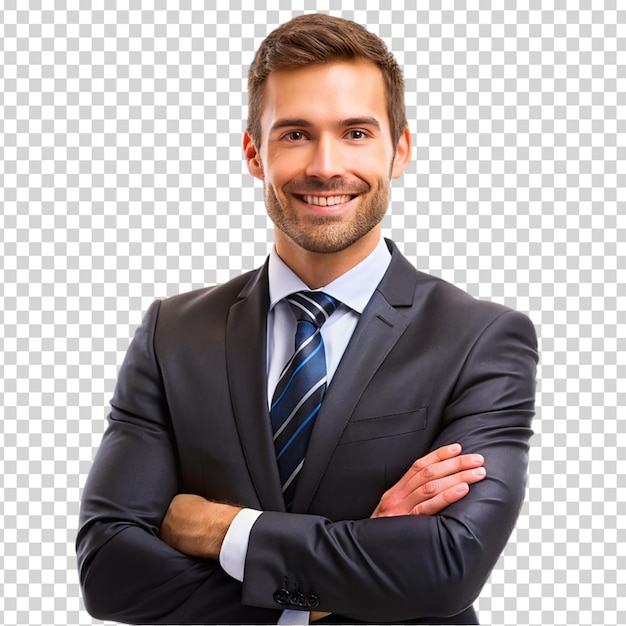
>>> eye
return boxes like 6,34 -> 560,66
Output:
347,129 -> 368,140
282,131 -> 307,142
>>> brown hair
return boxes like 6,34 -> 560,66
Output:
247,14 -> 407,149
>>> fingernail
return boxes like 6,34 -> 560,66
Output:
448,444 -> 461,454
474,468 -> 486,477
455,483 -> 468,493
471,455 -> 484,464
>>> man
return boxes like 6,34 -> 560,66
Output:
77,14 -> 537,625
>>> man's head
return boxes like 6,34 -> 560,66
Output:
243,15 -> 411,277
247,14 -> 407,150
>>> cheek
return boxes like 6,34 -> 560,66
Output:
351,147 -> 392,175
263,152 -> 301,184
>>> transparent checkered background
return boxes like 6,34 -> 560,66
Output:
1,1 -> 624,625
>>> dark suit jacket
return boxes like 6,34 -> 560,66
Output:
77,240 -> 538,624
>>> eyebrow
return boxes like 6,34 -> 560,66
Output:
270,117 -> 382,133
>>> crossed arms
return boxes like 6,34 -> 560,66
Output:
160,443 -> 487,555
160,444 -> 488,622
77,298 -> 537,624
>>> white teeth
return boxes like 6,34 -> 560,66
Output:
302,194 -> 353,207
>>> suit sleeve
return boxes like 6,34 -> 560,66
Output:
76,301 -> 279,625
241,309 -> 538,622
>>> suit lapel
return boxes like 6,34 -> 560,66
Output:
226,264 -> 286,512
291,243 -> 419,512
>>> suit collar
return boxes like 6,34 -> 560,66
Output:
376,238 -> 418,307
227,261 -> 287,511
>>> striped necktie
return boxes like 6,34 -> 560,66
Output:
270,291 -> 338,509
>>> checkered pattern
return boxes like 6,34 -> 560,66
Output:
1,2 -> 623,625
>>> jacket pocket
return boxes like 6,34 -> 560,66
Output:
338,406 -> 428,445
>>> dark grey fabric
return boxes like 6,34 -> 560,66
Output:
76,240 -> 538,624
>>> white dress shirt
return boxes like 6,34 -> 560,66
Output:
220,236 -> 392,624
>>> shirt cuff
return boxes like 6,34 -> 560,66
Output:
219,508 -> 263,582
220,509 -> 311,625
278,609 -> 311,625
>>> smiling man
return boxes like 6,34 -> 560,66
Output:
77,14 -> 538,625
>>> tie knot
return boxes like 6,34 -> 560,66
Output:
286,291 -> 338,328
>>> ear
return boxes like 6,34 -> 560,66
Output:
243,131 -> 264,180
390,127 -> 411,179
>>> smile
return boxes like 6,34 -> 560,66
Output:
301,194 -> 355,207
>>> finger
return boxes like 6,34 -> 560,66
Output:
407,453 -> 484,488
411,443 -> 464,473
396,466 -> 486,515
393,452 -> 484,504
387,444 -> 464,500
412,482 -> 470,516
418,466 -> 486,500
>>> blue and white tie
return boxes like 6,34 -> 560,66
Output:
270,291 -> 338,509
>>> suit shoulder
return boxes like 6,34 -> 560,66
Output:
152,266 -> 265,328
385,244 -> 532,327
412,268 -> 535,333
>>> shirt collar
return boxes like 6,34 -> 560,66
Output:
268,236 -> 392,314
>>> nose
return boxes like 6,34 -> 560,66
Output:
304,134 -> 346,179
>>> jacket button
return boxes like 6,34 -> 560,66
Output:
273,589 -> 290,605
289,591 -> 305,606
308,594 -> 320,608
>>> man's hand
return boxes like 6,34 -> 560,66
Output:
371,443 -> 486,519
159,495 -> 241,559
314,444 -> 484,623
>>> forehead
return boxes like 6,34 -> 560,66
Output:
260,61 -> 388,130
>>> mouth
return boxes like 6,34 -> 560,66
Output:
298,194 -> 357,207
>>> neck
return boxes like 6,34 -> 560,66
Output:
275,228 -> 381,289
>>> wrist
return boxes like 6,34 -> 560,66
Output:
204,501 -> 243,559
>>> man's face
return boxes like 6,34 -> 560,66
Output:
244,61 -> 410,256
